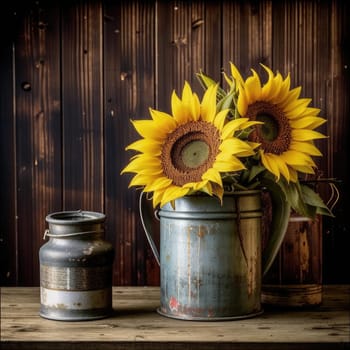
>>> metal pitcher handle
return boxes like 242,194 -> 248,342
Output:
139,191 -> 160,266
261,179 -> 291,276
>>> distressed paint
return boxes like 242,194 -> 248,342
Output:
157,191 -> 263,320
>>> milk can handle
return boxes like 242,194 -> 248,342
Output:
139,192 -> 160,266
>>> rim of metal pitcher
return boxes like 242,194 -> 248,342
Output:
45,210 -> 106,224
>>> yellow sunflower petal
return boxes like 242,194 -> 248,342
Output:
199,182 -> 213,196
240,120 -> 264,130
278,86 -> 302,109
284,97 -> 311,114
201,83 -> 218,122
244,70 -> 262,104
149,108 -> 177,130
261,151 -> 281,181
125,139 -> 162,154
291,129 -> 327,141
192,92 -> 201,121
202,168 -> 223,186
301,107 -> 321,117
288,167 -> 299,183
152,189 -> 165,208
215,151 -> 236,162
213,158 -> 246,172
160,186 -> 190,208
236,86 -> 248,116
260,64 -> 275,99
182,81 -> 201,121
214,109 -> 230,131
131,119 -> 165,140
181,81 -> 193,102
270,153 -> 291,182
273,73 -> 291,104
267,72 -> 283,102
289,116 -> 327,130
247,141 -> 261,150
285,107 -> 309,120
280,150 -> 316,167
219,138 -> 255,157
277,161 -> 291,182
128,173 -> 154,188
121,156 -> 162,175
211,182 -> 224,202
229,62 -> 245,87
221,118 -> 250,139
171,89 -> 186,123
183,180 -> 208,191
144,177 -> 173,192
292,164 -> 316,174
289,141 -> 323,156
223,71 -> 234,88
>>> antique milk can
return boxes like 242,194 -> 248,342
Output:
39,210 -> 115,321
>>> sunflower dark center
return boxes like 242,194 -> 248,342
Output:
161,120 -> 220,186
246,101 -> 292,155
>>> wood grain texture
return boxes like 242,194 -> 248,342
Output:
61,1 -> 104,212
7,2 -> 62,286
103,1 -> 158,286
1,285 -> 349,350
264,214 -> 322,284
0,0 -> 349,287
0,4 -> 17,286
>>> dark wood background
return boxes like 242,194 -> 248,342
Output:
1,0 -> 349,286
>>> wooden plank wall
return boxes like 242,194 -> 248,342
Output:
1,0 -> 349,286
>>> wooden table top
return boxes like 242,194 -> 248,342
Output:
1,285 -> 349,350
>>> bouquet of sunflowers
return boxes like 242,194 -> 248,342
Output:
121,62 -> 334,219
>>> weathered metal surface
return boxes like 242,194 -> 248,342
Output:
39,210 -> 114,321
156,191 -> 263,320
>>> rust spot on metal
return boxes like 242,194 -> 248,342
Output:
197,230 -> 204,238
197,225 -> 207,237
169,296 -> 179,312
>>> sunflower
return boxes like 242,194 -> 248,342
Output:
121,82 -> 259,208
226,62 -> 327,183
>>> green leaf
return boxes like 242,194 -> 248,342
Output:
277,179 -> 300,208
196,71 -> 217,89
273,178 -> 334,218
301,184 -> 334,217
316,206 -> 334,216
217,91 -> 234,112
248,164 -> 266,183
196,71 -> 226,100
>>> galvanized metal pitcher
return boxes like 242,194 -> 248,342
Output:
39,210 -> 115,321
140,190 -> 290,320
